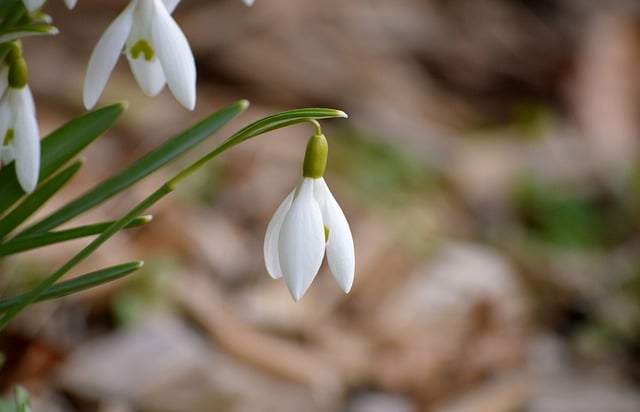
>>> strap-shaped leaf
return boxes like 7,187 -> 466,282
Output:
0,101 -> 249,329
0,261 -> 143,312
0,160 -> 82,240
18,100 -> 249,236
0,24 -> 59,43
0,216 -> 151,257
0,103 -> 126,215
169,108 -> 347,186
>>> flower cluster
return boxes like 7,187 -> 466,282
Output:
5,0 -> 354,304
264,132 -> 355,301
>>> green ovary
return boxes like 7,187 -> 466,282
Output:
130,40 -> 155,61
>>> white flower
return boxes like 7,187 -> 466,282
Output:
243,0 -> 254,6
83,0 -> 196,110
264,177 -> 355,301
0,67 -> 40,194
22,0 -> 77,11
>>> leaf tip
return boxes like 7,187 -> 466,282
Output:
239,99 -> 250,111
337,110 -> 348,119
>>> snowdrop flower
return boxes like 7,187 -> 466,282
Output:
264,132 -> 355,301
0,58 -> 40,194
243,0 -> 254,6
22,0 -> 77,11
83,0 -> 196,110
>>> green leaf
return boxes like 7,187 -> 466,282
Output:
169,107 -> 348,187
19,100 -> 249,236
0,101 -> 249,330
0,160 -> 82,240
0,261 -> 143,312
0,216 -> 151,257
0,24 -> 59,43
0,103 -> 126,215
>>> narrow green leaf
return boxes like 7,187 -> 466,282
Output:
0,185 -> 171,330
0,24 -> 59,43
0,160 -> 82,240
0,261 -> 143,312
0,101 -> 249,329
0,103 -> 126,215
169,107 -> 347,187
0,216 -> 151,257
19,100 -> 248,236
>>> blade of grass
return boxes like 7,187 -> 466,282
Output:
0,216 -> 151,257
0,261 -> 143,312
0,160 -> 83,240
0,103 -> 126,215
18,100 -> 248,237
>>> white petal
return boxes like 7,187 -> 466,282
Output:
22,0 -> 46,12
11,88 -> 40,193
2,146 -> 14,166
162,0 -> 180,13
64,0 -> 77,9
0,95 -> 11,149
264,189 -> 294,279
242,0 -> 255,6
151,0 -> 196,110
279,178 -> 325,301
83,1 -> 136,109
0,65 -> 9,98
314,178 -> 355,293
126,55 -> 166,96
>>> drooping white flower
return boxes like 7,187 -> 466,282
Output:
83,0 -> 196,110
22,0 -> 77,11
264,133 -> 354,301
0,67 -> 40,194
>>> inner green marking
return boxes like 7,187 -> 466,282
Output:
130,40 -> 155,61
4,129 -> 14,146
324,225 -> 330,243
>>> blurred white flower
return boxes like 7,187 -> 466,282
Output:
243,0 -> 254,6
264,177 -> 354,301
83,0 -> 196,110
22,0 -> 77,11
0,67 -> 40,194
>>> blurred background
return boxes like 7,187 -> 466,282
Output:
2,0 -> 640,410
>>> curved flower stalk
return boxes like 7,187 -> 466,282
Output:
264,131 -> 355,301
0,52 -> 40,194
83,0 -> 196,110
22,0 -> 77,12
